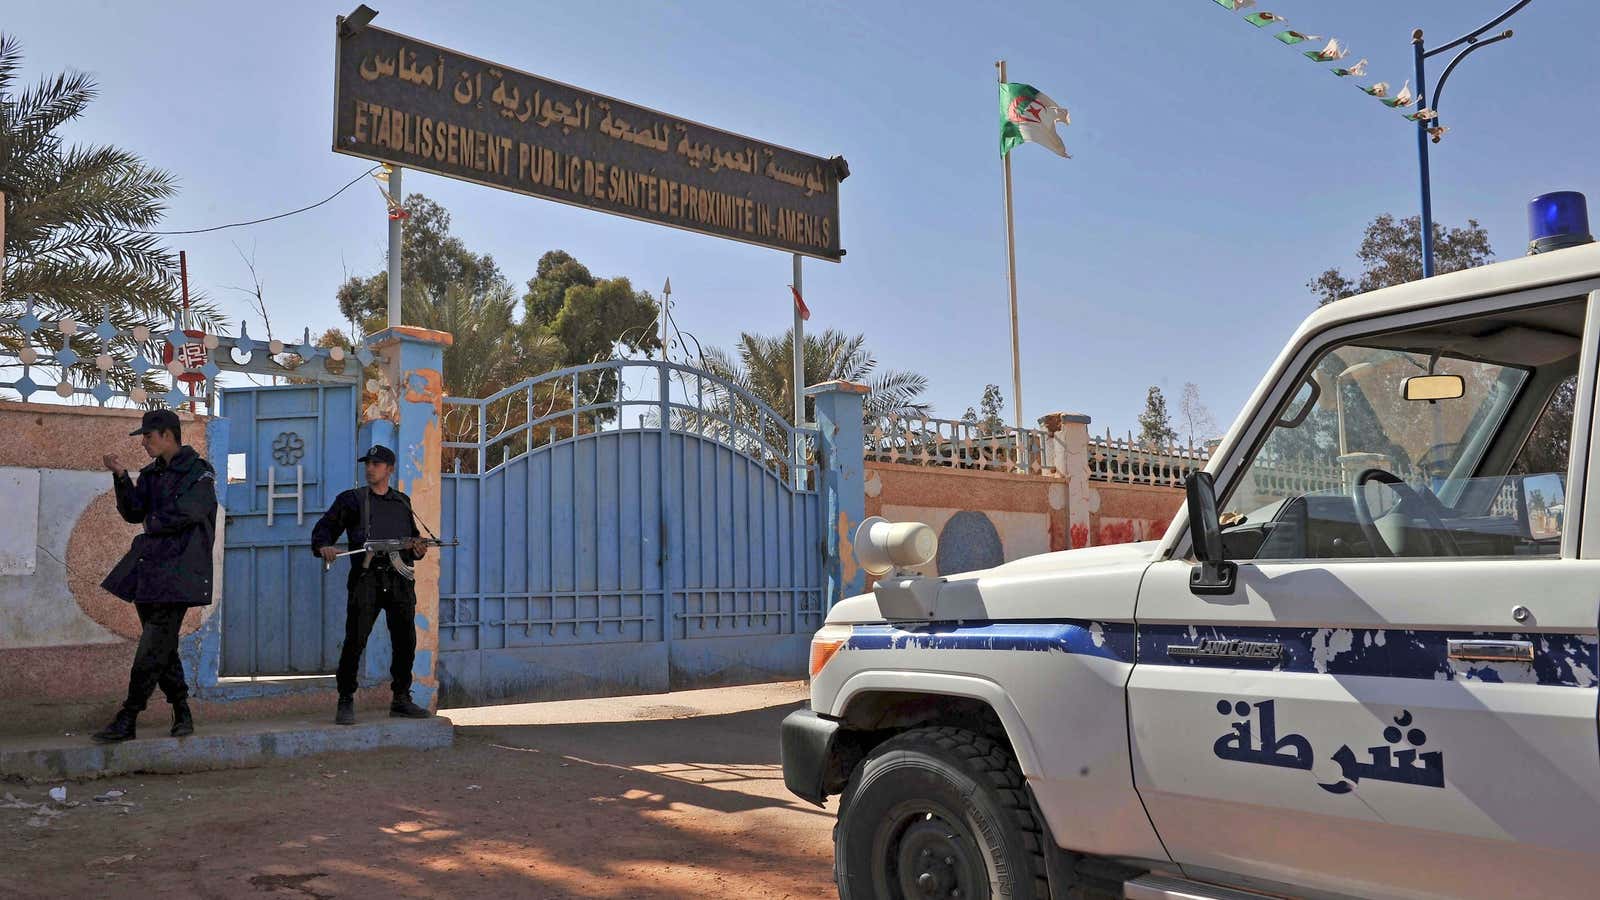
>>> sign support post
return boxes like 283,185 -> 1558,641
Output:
387,165 -> 404,328
792,253 -> 806,488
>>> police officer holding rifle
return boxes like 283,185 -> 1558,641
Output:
311,444 -> 439,724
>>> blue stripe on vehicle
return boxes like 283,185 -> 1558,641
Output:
847,621 -> 1136,664
1138,624 -> 1599,688
839,621 -> 1598,688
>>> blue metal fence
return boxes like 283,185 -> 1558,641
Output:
219,383 -> 359,676
436,360 -> 824,704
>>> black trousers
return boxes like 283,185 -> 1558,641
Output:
122,603 -> 189,712
336,572 -> 415,698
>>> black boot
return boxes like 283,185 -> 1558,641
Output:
335,696 -> 355,726
170,700 -> 194,737
92,708 -> 138,743
389,692 -> 429,719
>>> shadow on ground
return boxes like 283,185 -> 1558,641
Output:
0,696 -> 836,899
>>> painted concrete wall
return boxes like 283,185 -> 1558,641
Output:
1090,481 -> 1184,547
862,413 -> 1188,577
865,462 -> 1070,576
0,403 -> 222,729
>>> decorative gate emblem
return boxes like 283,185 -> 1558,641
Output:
272,431 -> 305,466
1169,638 -> 1282,661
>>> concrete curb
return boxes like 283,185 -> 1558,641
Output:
0,714 -> 454,783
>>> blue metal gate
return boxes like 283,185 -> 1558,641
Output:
219,383 -> 359,676
437,360 -> 824,705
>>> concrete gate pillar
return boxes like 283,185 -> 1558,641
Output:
1041,411 -> 1098,548
361,326 -> 452,711
807,380 -> 868,608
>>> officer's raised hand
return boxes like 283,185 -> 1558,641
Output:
102,453 -> 126,477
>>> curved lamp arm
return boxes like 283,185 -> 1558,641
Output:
1425,0 -> 1531,59
1432,30 -> 1515,117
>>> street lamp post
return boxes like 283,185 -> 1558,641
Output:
1412,1 -> 1530,278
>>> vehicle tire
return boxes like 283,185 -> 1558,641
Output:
834,726 -> 1049,900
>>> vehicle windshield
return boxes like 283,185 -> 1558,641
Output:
1216,336 -> 1569,561
1226,345 -> 1526,518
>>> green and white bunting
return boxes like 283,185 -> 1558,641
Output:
1380,81 -> 1415,108
1303,38 -> 1347,62
1206,0 -> 1448,134
999,82 -> 1071,159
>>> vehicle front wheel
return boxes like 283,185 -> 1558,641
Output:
834,726 -> 1048,900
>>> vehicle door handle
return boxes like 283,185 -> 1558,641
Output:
1447,639 -> 1533,663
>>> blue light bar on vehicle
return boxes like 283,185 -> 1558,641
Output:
1527,191 -> 1593,254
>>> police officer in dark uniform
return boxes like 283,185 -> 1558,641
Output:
94,408 -> 218,743
311,444 -> 431,724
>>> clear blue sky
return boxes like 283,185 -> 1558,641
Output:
9,0 -> 1598,437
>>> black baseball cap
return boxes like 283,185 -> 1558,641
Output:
358,444 -> 397,465
129,409 -> 181,436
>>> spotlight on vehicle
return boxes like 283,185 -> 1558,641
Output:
339,4 -> 379,38
853,516 -> 937,578
1528,191 -> 1593,255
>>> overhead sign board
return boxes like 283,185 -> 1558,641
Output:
333,22 -> 844,261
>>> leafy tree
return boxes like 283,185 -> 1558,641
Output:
0,33 -> 219,394
522,250 -> 595,328
1179,382 -> 1218,446
336,193 -> 504,325
549,276 -> 659,366
1513,376 -> 1576,477
1309,214 -> 1492,306
1138,386 -> 1177,446
962,384 -> 1005,434
705,328 -> 928,426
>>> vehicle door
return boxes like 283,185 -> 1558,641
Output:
1129,288 -> 1600,899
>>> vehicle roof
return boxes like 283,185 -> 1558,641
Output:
1293,243 -> 1600,344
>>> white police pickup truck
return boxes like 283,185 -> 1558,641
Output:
782,195 -> 1600,900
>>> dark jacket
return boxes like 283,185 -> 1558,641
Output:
102,446 -> 218,607
310,487 -> 421,591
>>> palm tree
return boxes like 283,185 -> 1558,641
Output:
704,327 -> 929,425
0,34 -> 218,396
399,278 -> 569,469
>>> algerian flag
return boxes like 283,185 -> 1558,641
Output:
1244,11 -> 1285,27
1361,81 -> 1391,98
1303,38 -> 1348,62
1000,82 -> 1071,158
1212,0 -> 1255,9
1381,81 -> 1415,108
1331,59 -> 1368,77
1275,30 -> 1320,45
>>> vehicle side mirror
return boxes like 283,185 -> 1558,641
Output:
1185,472 -> 1237,596
1402,374 -> 1465,402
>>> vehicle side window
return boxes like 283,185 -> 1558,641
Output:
1219,317 -> 1576,561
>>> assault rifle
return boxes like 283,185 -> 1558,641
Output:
322,537 -> 460,581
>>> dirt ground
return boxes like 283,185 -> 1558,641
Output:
0,682 -> 837,899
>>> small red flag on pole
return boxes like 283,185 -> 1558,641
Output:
789,284 -> 810,321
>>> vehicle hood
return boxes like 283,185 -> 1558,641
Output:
825,540 -> 1162,625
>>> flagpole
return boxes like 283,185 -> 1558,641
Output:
996,60 -> 1028,472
